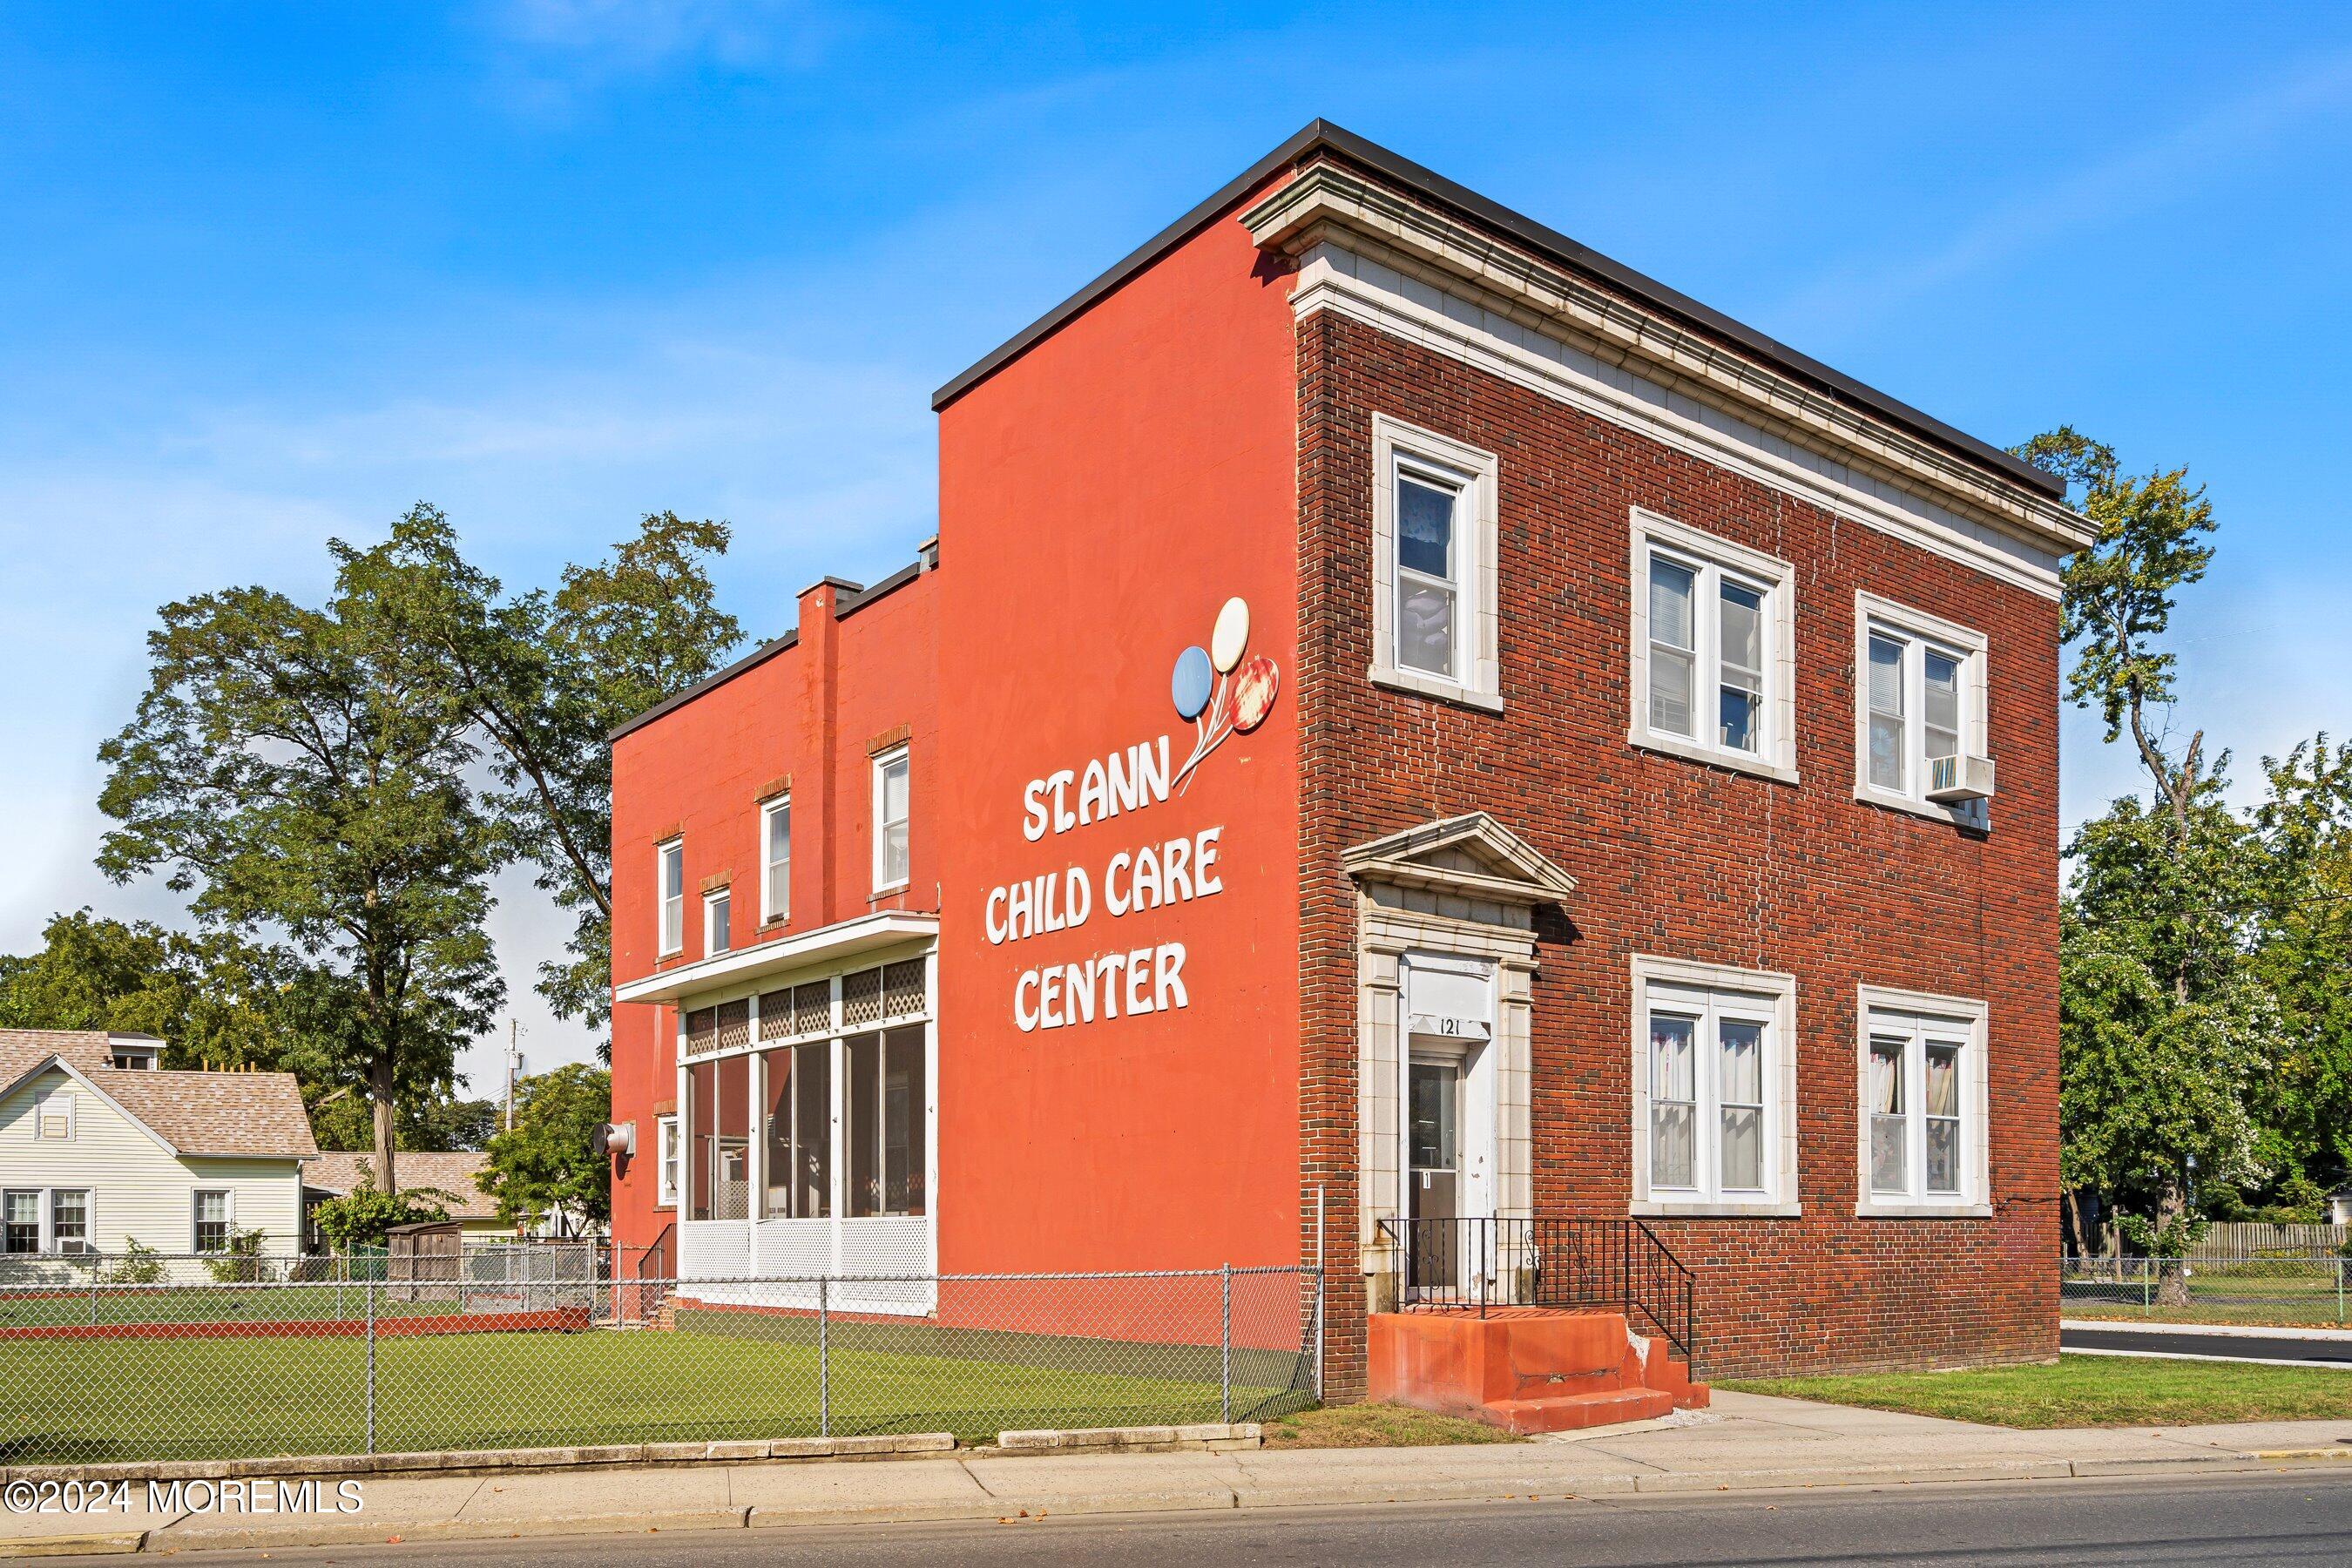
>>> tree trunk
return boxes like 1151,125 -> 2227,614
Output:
371,1058 -> 398,1202
2155,1185 -> 2193,1306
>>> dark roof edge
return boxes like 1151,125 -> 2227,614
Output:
929,120 -> 2063,501
606,555 -> 932,745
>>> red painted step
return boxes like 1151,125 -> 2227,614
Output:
1484,1386 -> 1679,1435
1367,1309 -> 1707,1436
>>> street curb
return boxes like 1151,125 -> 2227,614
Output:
0,1533 -> 149,1559
15,1447 -> 2352,1555
2062,1320 -> 2352,1342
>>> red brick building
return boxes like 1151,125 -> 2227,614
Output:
605,123 -> 2090,1387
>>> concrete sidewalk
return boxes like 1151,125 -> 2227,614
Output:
8,1392 -> 2351,1558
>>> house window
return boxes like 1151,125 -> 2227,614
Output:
657,840 -> 685,956
686,1055 -> 751,1221
193,1190 -> 233,1254
761,797 -> 791,923
1855,592 -> 1990,824
51,1190 -> 90,1254
1369,416 -> 1501,710
759,1039 -> 834,1219
34,1094 -> 73,1141
654,1114 -> 679,1208
1857,987 -> 1989,1213
872,748 -> 910,892
704,887 -> 732,956
1629,512 -> 1795,780
2,1192 -> 37,1254
1630,956 -> 1798,1215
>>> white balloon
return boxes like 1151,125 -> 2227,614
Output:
1210,597 -> 1249,672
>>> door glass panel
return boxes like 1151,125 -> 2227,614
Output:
1409,1062 -> 1457,1171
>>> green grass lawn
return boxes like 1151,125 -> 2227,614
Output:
1723,1353 -> 2352,1429
1261,1402 -> 1521,1448
0,1319 -> 1313,1464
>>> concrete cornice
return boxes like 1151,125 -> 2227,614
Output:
1244,161 -> 2093,562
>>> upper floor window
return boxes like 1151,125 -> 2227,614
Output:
656,839 -> 685,956
873,747 -> 910,892
1854,592 -> 1991,826
1856,986 -> 1989,1214
1630,956 -> 1798,1217
704,886 -> 732,956
1369,416 -> 1501,711
761,797 -> 791,923
1629,512 -> 1795,781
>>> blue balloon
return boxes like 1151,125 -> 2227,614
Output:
1172,645 -> 1214,720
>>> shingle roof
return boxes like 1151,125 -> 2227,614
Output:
0,1028 -> 318,1159
304,1150 -> 501,1221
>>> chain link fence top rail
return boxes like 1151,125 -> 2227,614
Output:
0,1265 -> 1321,1466
2062,1254 -> 2350,1326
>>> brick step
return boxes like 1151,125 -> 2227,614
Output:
1483,1386 -> 1679,1435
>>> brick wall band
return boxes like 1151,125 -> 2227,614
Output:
1296,308 -> 2059,1386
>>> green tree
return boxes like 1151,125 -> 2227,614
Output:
309,1185 -> 452,1251
2022,427 -> 2262,1279
478,1064 -> 611,1234
2244,737 -> 2352,1200
0,909 -> 299,1071
96,517 -> 506,1197
362,507 -> 744,1045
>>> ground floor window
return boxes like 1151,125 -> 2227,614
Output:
51,1190 -> 90,1254
1630,955 -> 1798,1215
687,1054 -> 752,1221
654,1112 -> 679,1207
2,1191 -> 37,1254
1857,987 -> 1988,1212
193,1189 -> 232,1254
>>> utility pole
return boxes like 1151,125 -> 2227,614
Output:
504,1022 -> 524,1133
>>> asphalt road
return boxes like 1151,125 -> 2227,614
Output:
2062,1325 -> 2352,1365
141,1470 -> 2352,1567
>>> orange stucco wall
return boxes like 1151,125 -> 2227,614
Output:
931,179 -> 1306,1274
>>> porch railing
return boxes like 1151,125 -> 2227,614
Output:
1379,1217 -> 1697,1368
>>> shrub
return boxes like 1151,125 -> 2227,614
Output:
102,1240 -> 166,1285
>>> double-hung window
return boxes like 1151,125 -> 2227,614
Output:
51,1190 -> 90,1254
1630,511 -> 1795,780
872,748 -> 910,892
704,887 -> 732,956
1369,416 -> 1501,710
193,1189 -> 233,1254
1857,988 -> 1989,1214
761,796 -> 791,923
656,839 -> 685,956
654,1113 -> 680,1208
2,1192 -> 38,1254
1855,593 -> 1989,825
1631,956 -> 1797,1214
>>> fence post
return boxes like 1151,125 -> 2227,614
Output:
2339,1258 -> 2345,1328
365,1274 -> 377,1455
2142,1260 -> 2152,1315
818,1276 -> 830,1440
1220,1262 -> 1233,1425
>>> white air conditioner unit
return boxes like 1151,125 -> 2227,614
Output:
1925,754 -> 1997,803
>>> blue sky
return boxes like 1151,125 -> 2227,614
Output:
4,2 -> 2349,1087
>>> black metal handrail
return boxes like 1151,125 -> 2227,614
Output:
1378,1216 -> 1697,1369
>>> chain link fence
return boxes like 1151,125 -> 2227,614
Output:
0,1265 -> 1321,1466
2063,1254 -> 2350,1325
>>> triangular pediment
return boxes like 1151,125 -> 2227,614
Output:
1340,812 -> 1577,909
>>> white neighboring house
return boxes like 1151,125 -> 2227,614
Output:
0,1028 -> 317,1265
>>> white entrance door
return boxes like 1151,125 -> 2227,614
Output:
1400,954 -> 1497,1296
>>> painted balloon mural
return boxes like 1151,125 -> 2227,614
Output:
1171,596 -> 1279,792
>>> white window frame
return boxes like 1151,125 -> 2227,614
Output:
703,886 -> 732,957
1855,985 -> 1990,1217
654,1112 -> 680,1209
656,838 -> 685,956
33,1092 -> 75,1142
1369,415 -> 1502,712
1629,510 -> 1797,781
871,747 -> 910,894
192,1187 -> 234,1254
1853,591 -> 1990,828
1,1189 -> 43,1254
1629,955 -> 1800,1217
760,795 -> 792,924
49,1188 -> 92,1254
